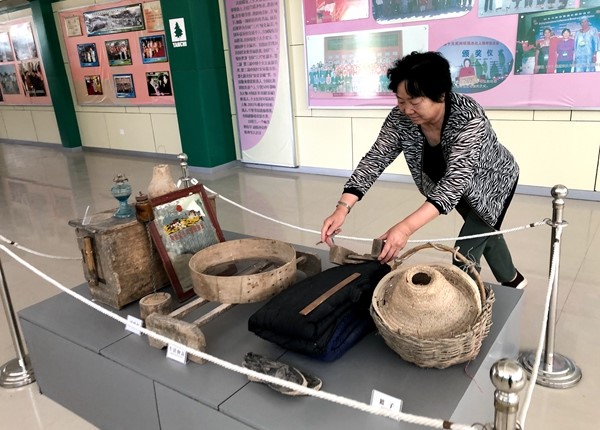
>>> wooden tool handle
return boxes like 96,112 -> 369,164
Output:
299,272 -> 361,316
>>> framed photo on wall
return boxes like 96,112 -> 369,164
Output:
139,34 -> 168,64
83,3 -> 145,36
146,71 -> 172,96
84,75 -> 103,95
0,33 -> 15,62
9,22 -> 37,61
113,73 -> 135,98
0,64 -> 20,94
77,43 -> 99,67
64,16 -> 83,37
105,39 -> 132,66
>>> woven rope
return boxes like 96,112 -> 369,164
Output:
371,243 -> 495,369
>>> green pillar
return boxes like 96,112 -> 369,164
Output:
160,0 -> 236,168
29,0 -> 81,148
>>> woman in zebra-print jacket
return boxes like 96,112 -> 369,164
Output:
321,51 -> 526,289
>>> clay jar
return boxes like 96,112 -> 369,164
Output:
147,164 -> 177,199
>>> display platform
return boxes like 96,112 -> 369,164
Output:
18,232 -> 523,430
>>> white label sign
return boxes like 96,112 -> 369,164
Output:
167,343 -> 188,364
169,18 -> 187,48
370,389 -> 403,413
125,315 -> 143,335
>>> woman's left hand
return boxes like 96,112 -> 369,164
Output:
377,222 -> 412,263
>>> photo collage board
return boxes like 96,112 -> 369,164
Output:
0,16 -> 51,106
59,0 -> 174,106
303,0 -> 600,109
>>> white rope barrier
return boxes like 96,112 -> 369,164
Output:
517,223 -> 563,428
0,234 -> 81,261
203,186 -> 551,244
0,243 -> 476,430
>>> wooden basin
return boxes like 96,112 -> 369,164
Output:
188,238 -> 297,304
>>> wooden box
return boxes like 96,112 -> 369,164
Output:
69,208 -> 169,309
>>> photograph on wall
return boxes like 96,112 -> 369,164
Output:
64,16 -> 83,37
303,0 -> 369,25
143,0 -> 164,32
140,34 -> 167,63
105,39 -> 132,66
83,3 -> 145,36
0,33 -> 15,62
437,36 -> 513,93
371,0 -> 471,23
306,27 -> 428,106
0,64 -> 20,95
146,71 -> 172,96
77,43 -> 99,67
477,0 -> 578,18
84,75 -> 103,95
19,59 -> 46,97
113,73 -> 135,98
9,23 -> 38,61
515,7 -> 600,75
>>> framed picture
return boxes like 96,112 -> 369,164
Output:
148,185 -> 225,300
142,1 -> 164,32
9,23 -> 37,61
113,73 -> 135,98
83,3 -> 145,36
0,64 -> 21,95
64,16 -> 83,37
77,43 -> 99,67
139,34 -> 168,64
84,75 -> 103,95
0,33 -> 15,62
19,60 -> 47,97
105,39 -> 132,66
146,71 -> 172,96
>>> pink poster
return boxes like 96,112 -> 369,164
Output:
303,0 -> 600,108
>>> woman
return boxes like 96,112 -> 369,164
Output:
321,51 -> 526,289
556,28 -> 575,73
535,27 -> 553,74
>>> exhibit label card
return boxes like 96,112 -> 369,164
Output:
125,315 -> 143,335
167,343 -> 188,364
370,389 -> 403,413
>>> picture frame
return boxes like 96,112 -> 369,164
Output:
0,32 -> 15,62
0,64 -> 20,95
83,3 -> 145,37
148,185 -> 226,301
84,75 -> 103,95
64,16 -> 83,37
139,34 -> 168,64
105,39 -> 132,66
146,71 -> 172,96
9,22 -> 37,61
77,43 -> 99,67
113,73 -> 135,98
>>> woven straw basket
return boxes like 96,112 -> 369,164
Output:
370,243 -> 495,369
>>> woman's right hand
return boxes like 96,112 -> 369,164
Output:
320,207 -> 347,246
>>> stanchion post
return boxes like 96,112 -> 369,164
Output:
518,184 -> 582,388
488,359 -> 526,430
0,254 -> 36,388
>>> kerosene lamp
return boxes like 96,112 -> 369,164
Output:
111,174 -> 134,218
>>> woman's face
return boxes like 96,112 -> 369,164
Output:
396,81 -> 444,126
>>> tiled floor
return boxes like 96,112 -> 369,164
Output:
0,141 -> 598,429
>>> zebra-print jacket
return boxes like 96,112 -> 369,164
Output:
343,92 -> 519,228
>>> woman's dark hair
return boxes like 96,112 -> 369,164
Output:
387,51 -> 452,102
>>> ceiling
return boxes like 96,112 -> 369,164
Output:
0,0 -> 31,11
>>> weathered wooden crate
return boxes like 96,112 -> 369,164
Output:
68,208 -> 169,309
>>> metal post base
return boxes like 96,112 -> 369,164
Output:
518,351 -> 581,389
0,356 -> 35,388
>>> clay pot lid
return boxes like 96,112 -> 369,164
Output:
377,264 -> 482,339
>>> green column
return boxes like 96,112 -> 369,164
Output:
160,0 -> 236,168
29,0 -> 81,148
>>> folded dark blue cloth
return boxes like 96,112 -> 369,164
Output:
248,261 -> 390,361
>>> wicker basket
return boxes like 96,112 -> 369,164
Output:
370,243 -> 495,369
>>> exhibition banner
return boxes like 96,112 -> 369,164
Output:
303,0 -> 600,108
225,0 -> 296,167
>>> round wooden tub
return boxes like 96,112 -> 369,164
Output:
188,238 -> 297,304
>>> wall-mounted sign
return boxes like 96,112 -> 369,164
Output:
169,18 -> 187,48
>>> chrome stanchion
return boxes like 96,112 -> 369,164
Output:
0,255 -> 35,388
486,359 -> 526,430
518,184 -> 582,388
176,152 -> 198,189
